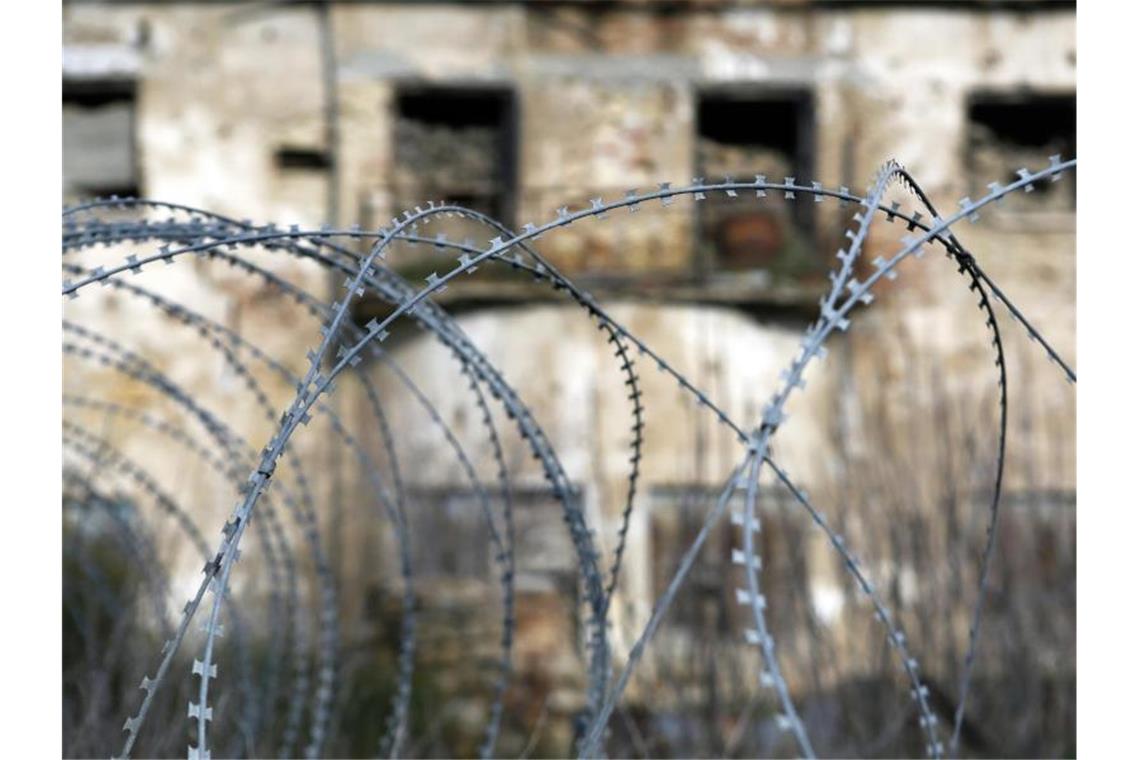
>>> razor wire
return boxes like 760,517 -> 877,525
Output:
62,155 -> 1076,759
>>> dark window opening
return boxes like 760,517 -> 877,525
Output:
967,92 -> 1076,212
696,88 -> 815,277
351,84 -> 518,325
63,80 -> 139,200
275,146 -> 331,170
391,85 -> 517,224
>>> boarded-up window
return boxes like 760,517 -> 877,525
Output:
63,80 -> 138,201
696,89 -> 815,279
967,92 -> 1076,214
651,486 -> 738,637
409,489 -> 493,579
406,485 -> 576,588
650,485 -> 803,636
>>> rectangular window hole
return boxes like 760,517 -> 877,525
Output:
695,88 -> 816,276
274,147 -> 331,171
967,91 -> 1076,212
63,79 -> 139,200
392,85 -> 516,224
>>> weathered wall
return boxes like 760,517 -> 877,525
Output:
62,0 -> 1075,716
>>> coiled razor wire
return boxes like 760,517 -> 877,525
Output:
61,155 -> 1075,759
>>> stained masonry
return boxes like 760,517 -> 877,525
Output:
62,2 -> 1076,757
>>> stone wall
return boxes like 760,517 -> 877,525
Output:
62,0 -> 1075,727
